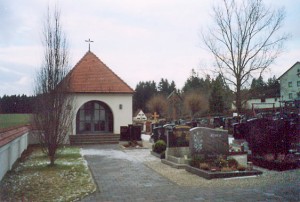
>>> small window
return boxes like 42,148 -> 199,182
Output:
288,82 -> 292,87
261,98 -> 266,103
289,93 -> 293,99
297,81 -> 300,87
119,104 -> 123,110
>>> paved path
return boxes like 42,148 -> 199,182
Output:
80,145 -> 299,202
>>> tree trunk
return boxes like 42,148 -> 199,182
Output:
50,154 -> 55,166
236,81 -> 242,114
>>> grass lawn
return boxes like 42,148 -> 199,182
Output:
0,113 -> 32,129
0,146 -> 96,201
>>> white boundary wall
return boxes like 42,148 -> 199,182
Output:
0,132 -> 28,182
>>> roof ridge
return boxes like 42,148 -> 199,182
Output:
66,51 -> 134,93
90,52 -> 134,92
66,51 -> 90,79
278,61 -> 300,79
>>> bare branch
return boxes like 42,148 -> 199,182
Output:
33,5 -> 73,166
202,0 -> 288,113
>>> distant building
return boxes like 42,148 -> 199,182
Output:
231,97 -> 280,112
167,90 -> 183,120
246,97 -> 280,111
133,109 -> 147,122
279,62 -> 300,102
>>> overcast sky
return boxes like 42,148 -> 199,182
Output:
0,0 -> 299,96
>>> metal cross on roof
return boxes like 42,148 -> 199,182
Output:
85,38 -> 94,51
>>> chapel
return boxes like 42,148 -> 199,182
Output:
67,51 -> 134,144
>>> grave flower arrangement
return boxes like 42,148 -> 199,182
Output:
190,154 -> 246,172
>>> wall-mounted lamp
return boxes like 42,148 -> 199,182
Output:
119,104 -> 123,110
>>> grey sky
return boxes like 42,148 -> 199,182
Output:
0,0 -> 299,96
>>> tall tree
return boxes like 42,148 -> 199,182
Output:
209,75 -> 225,114
33,6 -> 73,166
0,94 -> 34,113
250,75 -> 280,98
182,69 -> 202,93
157,78 -> 176,96
202,0 -> 288,113
146,95 -> 168,118
182,69 -> 212,95
133,81 -> 157,112
184,92 -> 208,119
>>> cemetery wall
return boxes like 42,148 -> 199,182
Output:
0,127 -> 29,182
72,93 -> 133,134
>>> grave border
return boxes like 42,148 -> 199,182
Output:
185,165 -> 262,180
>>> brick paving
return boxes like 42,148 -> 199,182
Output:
80,145 -> 300,202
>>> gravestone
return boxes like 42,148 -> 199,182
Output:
164,125 -> 191,166
120,126 -> 129,141
190,127 -> 229,159
119,125 -> 142,141
166,125 -> 191,147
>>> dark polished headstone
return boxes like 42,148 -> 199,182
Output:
189,127 -> 229,159
166,125 -> 190,147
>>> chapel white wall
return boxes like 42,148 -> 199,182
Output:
71,93 -> 133,134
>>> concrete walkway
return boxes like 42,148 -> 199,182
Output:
80,144 -> 299,202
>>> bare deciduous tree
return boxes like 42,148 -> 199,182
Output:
146,95 -> 168,117
184,92 -> 208,119
33,6 -> 73,166
202,0 -> 288,113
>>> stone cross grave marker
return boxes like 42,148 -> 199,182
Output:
189,127 -> 229,159
152,112 -> 160,123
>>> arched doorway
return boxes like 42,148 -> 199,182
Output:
76,100 -> 113,134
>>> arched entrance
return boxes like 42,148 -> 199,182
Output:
76,100 -> 113,134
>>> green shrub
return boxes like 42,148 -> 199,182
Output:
152,140 -> 166,154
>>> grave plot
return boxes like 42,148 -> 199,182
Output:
234,118 -> 300,171
119,125 -> 144,148
161,125 -> 191,168
150,124 -> 171,159
186,127 -> 262,179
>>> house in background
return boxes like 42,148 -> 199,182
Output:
67,51 -> 134,144
279,62 -> 300,102
167,90 -> 183,121
133,109 -> 147,122
133,109 -> 148,132
245,97 -> 281,112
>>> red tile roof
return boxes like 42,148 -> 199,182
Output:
67,51 -> 134,93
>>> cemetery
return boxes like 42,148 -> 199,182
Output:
151,124 -> 263,179
1,0 -> 300,200
147,103 -> 299,179
232,114 -> 300,171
